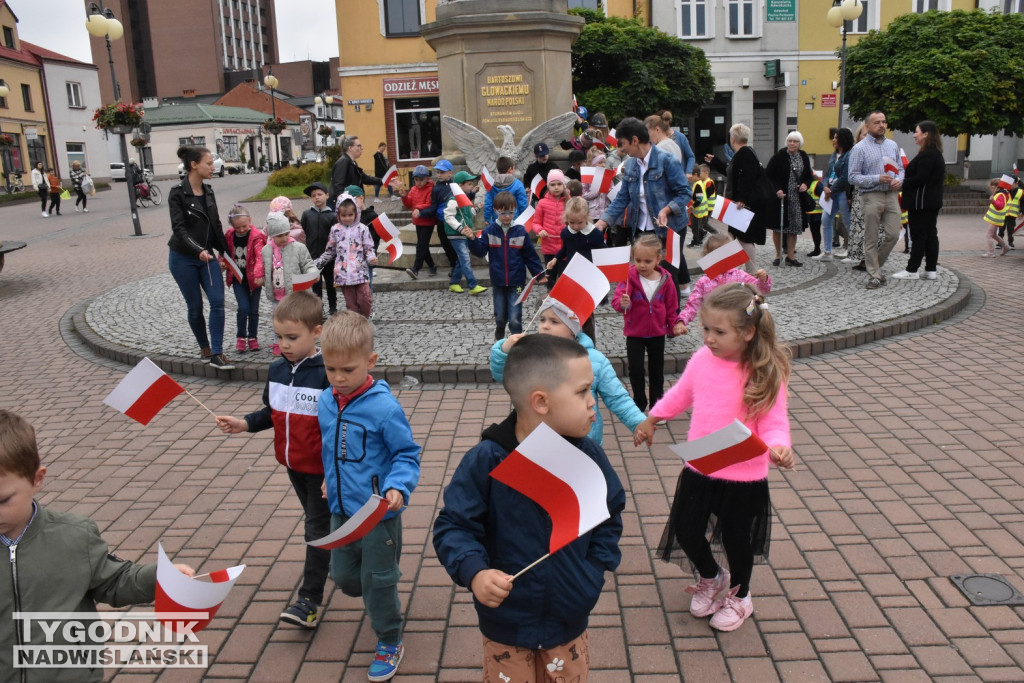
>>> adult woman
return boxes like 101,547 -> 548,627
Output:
710,123 -> 769,272
31,162 -> 47,217
69,161 -> 88,213
815,128 -> 854,262
892,121 -> 944,280
167,145 -> 233,370
645,113 -> 682,163
765,131 -> 814,266
842,124 -> 876,268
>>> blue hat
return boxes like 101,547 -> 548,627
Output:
434,159 -> 454,172
412,165 -> 431,177
534,142 -> 550,157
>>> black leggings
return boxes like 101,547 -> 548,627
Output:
75,187 -> 87,209
310,260 -> 337,312
678,503 -> 756,598
47,193 -> 60,214
626,335 -> 665,413
906,209 -> 939,273
38,186 -> 48,211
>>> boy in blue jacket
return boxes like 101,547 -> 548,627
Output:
465,191 -> 546,340
483,156 -> 529,224
434,334 -> 626,681
317,311 -> 421,682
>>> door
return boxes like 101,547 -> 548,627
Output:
693,93 -> 732,165
752,106 -> 776,164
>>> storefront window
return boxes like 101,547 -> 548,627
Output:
2,132 -> 22,173
27,137 -> 46,170
178,136 -> 207,147
219,135 -> 240,162
394,97 -> 440,162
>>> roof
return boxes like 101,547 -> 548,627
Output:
22,41 -> 97,69
0,43 -> 39,68
141,102 -> 279,126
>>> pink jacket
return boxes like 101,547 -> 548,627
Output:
611,266 -> 679,338
677,268 -> 772,326
224,227 -> 267,290
650,346 -> 791,482
532,194 -> 566,255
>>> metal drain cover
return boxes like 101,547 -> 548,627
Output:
950,574 -> 1024,606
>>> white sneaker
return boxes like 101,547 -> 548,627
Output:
819,253 -> 833,262
891,270 -> 919,280
833,251 -> 847,259
840,257 -> 857,264
83,208 -> 89,213
922,271 -> 937,280
680,286 -> 692,298
75,207 -> 80,212
42,211 -> 48,217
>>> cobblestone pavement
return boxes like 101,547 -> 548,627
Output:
3,175 -> 1024,681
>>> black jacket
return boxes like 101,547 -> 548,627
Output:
901,146 -> 945,212
523,160 -> 559,201
167,179 -> 227,257
301,206 -> 337,260
329,154 -> 380,206
725,146 -> 769,245
374,150 -> 389,177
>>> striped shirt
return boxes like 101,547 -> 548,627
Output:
848,135 -> 904,194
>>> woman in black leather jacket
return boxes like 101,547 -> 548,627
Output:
892,121 -> 945,280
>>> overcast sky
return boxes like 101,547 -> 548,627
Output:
7,0 -> 339,65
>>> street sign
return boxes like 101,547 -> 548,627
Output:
821,94 -> 837,108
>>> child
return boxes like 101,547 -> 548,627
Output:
635,282 -> 794,632
216,292 -> 331,628
429,159 -> 458,276
225,204 -> 267,352
300,182 -> 338,316
532,168 -> 568,282
582,152 -> 610,222
983,178 -> 1012,257
465,190 -> 546,340
270,196 -> 306,244
565,148 -> 587,182
483,156 -> 529,225
566,178 -> 584,198
46,167 -> 62,216
433,334 -> 626,681
805,176 -> 824,257
899,191 -> 910,254
490,297 -> 647,446
611,234 -> 684,413
397,165 -> 437,279
676,233 -> 772,335
444,170 -> 487,295
313,194 -> 377,317
547,196 -> 606,342
999,177 -> 1022,249
0,410 -> 196,674
343,185 -> 381,289
689,164 -> 717,248
318,311 -> 421,682
262,211 -> 318,355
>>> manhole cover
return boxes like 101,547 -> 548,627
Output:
950,574 -> 1024,606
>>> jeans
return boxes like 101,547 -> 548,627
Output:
231,283 -> 262,338
449,239 -> 477,288
286,469 -> 332,605
492,286 -> 522,335
168,250 -> 226,354
331,514 -> 404,643
822,191 -> 851,253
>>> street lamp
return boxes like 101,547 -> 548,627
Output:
264,71 -> 280,170
314,93 -> 336,153
0,81 -> 9,189
827,0 -> 864,130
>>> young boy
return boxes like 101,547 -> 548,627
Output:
429,159 -> 458,275
483,156 -> 529,225
689,163 -> 716,247
313,195 -> 377,318
465,191 -> 546,340
444,170 -> 487,295
216,291 -> 331,628
433,334 -> 626,681
0,410 -> 195,679
301,182 -> 338,316
983,178 -> 1012,257
318,311 -> 421,682
397,165 -> 437,279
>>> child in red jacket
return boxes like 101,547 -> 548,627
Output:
532,168 -> 568,284
398,164 -> 437,278
224,204 -> 267,352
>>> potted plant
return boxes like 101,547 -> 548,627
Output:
263,116 -> 286,135
0,134 -> 13,148
93,102 -> 144,134
130,136 -> 148,148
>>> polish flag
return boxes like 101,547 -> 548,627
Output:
548,253 -> 610,324
291,272 -> 319,291
103,358 -> 185,426
668,419 -> 768,476
380,238 -> 403,265
370,213 -> 400,243
882,156 -> 900,176
900,148 -> 910,168
999,174 -> 1016,191
381,165 -> 399,188
592,246 -> 630,282
606,179 -> 622,204
605,128 -> 617,149
489,422 -> 610,554
514,270 -> 545,306
480,166 -> 495,192
1014,217 -> 1024,235
697,239 -> 749,279
155,543 -> 244,633
220,251 -> 243,282
664,227 -> 682,271
514,204 -> 536,230
308,495 -> 389,550
450,183 -> 474,209
530,174 -> 546,199
572,93 -> 579,111
710,197 -> 754,233
581,166 -> 613,194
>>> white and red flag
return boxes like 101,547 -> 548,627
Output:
220,251 -> 244,282
581,166 -> 614,194
514,270 -> 545,306
103,357 -> 185,426
882,156 -> 900,176
155,543 -> 244,633
291,272 -> 319,291
668,419 -> 768,476
548,253 -> 610,324
489,422 -> 610,554
999,174 -> 1016,191
710,197 -> 754,233
514,204 -> 536,230
370,213 -> 400,243
697,239 -> 749,279
308,495 -> 389,550
450,183 -> 474,208
480,166 -> 495,192
530,174 -> 546,199
572,93 -> 579,111
381,165 -> 399,188
664,228 -> 682,270
605,179 -> 622,204
899,148 -> 910,168
605,128 -> 617,149
592,245 -> 630,282
380,238 -> 403,265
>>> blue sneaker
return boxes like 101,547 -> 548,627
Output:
367,641 -> 403,681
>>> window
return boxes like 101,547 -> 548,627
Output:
66,82 -> 84,109
219,135 -> 240,162
21,84 -> 32,111
844,0 -> 874,33
0,81 -> 7,109
2,26 -> 13,48
677,0 -> 712,38
567,0 -> 601,8
393,97 -> 440,161
66,142 -> 86,170
384,0 -> 420,37
727,0 -> 758,38
178,136 -> 207,147
914,0 -> 948,11
1,132 -> 22,172
1003,0 -> 1024,13
27,136 -> 46,170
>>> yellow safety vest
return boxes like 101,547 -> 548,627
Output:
692,179 -> 709,218
1007,187 -> 1024,219
984,189 -> 1010,226
806,179 -> 823,215
705,178 -> 717,214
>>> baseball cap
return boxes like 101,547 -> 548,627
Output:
344,185 -> 365,197
412,165 -> 431,178
453,171 -> 478,184
534,142 -> 550,157
303,181 -> 328,196
435,159 -> 454,172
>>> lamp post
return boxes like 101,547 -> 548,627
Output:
314,93 -> 336,155
86,2 -> 143,237
0,81 -> 9,190
827,0 -> 864,131
264,71 -> 280,170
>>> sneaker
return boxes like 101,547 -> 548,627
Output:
42,211 -> 48,218
272,343 -> 281,356
686,568 -> 731,617
248,338 -> 260,351
1001,246 -> 1011,255
367,641 -> 403,682
449,284 -> 465,293
840,257 -> 858,264
83,208 -> 89,213
818,253 -> 833,262
75,207 -> 81,212
680,286 -> 692,298
468,285 -> 487,295
891,270 -> 919,280
428,266 -> 438,276
922,271 -> 937,280
982,251 -> 995,257
709,587 -> 754,632
866,277 -> 882,289
236,337 -> 247,352
833,251 -> 847,259
279,597 -> 320,629
200,347 -> 212,363
785,258 -> 803,267
210,354 -> 234,370
405,268 -> 418,279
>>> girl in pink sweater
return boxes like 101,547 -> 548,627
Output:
677,233 -> 772,334
636,282 -> 795,632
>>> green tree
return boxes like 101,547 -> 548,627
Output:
844,9 -> 1024,136
570,9 -> 715,124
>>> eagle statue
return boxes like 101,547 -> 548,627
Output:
442,112 -> 578,177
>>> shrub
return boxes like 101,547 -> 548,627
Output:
268,162 -> 327,188
944,173 -> 962,187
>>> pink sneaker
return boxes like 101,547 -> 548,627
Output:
272,343 -> 281,356
686,568 -> 730,617
248,338 -> 260,352
709,586 -> 753,632
236,337 -> 247,352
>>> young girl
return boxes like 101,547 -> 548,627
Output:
312,194 -> 377,318
261,211 -> 317,355
983,178 -> 1012,257
270,196 -> 307,244
224,205 -> 267,352
532,169 -> 568,284
547,196 -> 606,341
676,233 -> 772,335
611,234 -> 684,413
636,283 -> 794,632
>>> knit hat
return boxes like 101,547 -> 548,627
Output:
269,196 -> 292,213
547,169 -> 566,185
538,298 -> 581,337
265,211 -> 290,237
344,185 -> 365,197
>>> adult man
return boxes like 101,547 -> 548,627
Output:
523,143 -> 559,203
847,111 -> 904,289
596,117 -> 693,288
329,136 -> 381,207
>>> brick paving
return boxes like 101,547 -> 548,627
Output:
2,175 -> 1024,681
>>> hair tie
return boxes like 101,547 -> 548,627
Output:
746,298 -> 757,316
759,302 -> 769,310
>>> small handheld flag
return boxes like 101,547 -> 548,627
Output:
370,213 -> 400,243
104,358 -> 185,426
380,238 -> 403,265
450,183 -> 473,208
155,543 -> 244,633
514,204 -> 536,230
548,253 -> 610,325
514,270 -> 545,306
664,228 -> 682,271
220,251 -> 244,282
530,174 -> 546,199
999,174 -> 1016,191
899,148 -> 910,168
605,128 -> 617,149
381,165 -> 398,188
308,495 -> 389,549
697,239 -> 749,279
882,156 -> 900,176
592,246 -> 630,282
668,419 -> 768,476
581,166 -> 613,194
480,166 -> 495,192
710,197 -> 754,233
291,272 -> 319,291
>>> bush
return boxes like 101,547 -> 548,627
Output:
324,145 -> 342,171
268,162 -> 327,188
944,173 -> 962,187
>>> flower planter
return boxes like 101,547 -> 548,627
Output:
108,124 -> 134,135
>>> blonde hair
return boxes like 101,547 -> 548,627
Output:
701,232 -> 731,257
855,123 -> 868,143
633,233 -> 663,258
321,310 -> 374,354
644,112 -> 672,135
563,196 -> 589,223
273,291 -> 323,331
702,283 -> 790,419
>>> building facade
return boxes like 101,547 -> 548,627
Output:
0,2 -> 53,180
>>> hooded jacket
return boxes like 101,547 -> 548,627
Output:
312,194 -> 376,286
300,205 -> 337,260
401,180 -> 436,227
532,193 -> 567,255
260,238 -> 317,302
484,174 -> 529,224
467,219 -> 545,287
224,227 -> 267,291
611,265 -> 680,338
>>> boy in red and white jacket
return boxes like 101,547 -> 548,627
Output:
216,291 -> 331,629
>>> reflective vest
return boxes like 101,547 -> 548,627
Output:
705,178 -> 717,214
1007,186 -> 1024,219
806,179 -> 823,215
984,189 -> 1010,227
692,179 -> 709,218
898,192 -> 908,226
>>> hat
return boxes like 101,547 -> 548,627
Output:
265,211 -> 290,237
303,181 -> 328,197
538,298 -> 581,337
434,159 -> 454,172
453,170 -> 478,184
344,185 -> 365,197
547,169 -> 566,185
269,196 -> 292,213
568,149 -> 587,163
591,112 -> 608,128
534,142 -> 550,157
412,165 -> 431,178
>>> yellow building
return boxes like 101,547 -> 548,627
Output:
0,2 -> 54,180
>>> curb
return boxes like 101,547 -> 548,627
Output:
68,269 -> 974,385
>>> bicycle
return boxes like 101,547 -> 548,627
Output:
4,171 -> 24,194
134,181 -> 162,207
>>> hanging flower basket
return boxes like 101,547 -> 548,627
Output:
317,125 -> 333,138
0,134 -> 13,147
93,101 -> 144,132
263,116 -> 286,135
130,136 -> 149,148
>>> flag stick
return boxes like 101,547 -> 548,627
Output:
183,389 -> 218,420
525,305 -> 544,332
511,553 -> 551,581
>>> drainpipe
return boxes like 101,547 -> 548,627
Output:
38,65 -> 60,177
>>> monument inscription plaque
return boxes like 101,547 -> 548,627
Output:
478,64 -> 535,130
